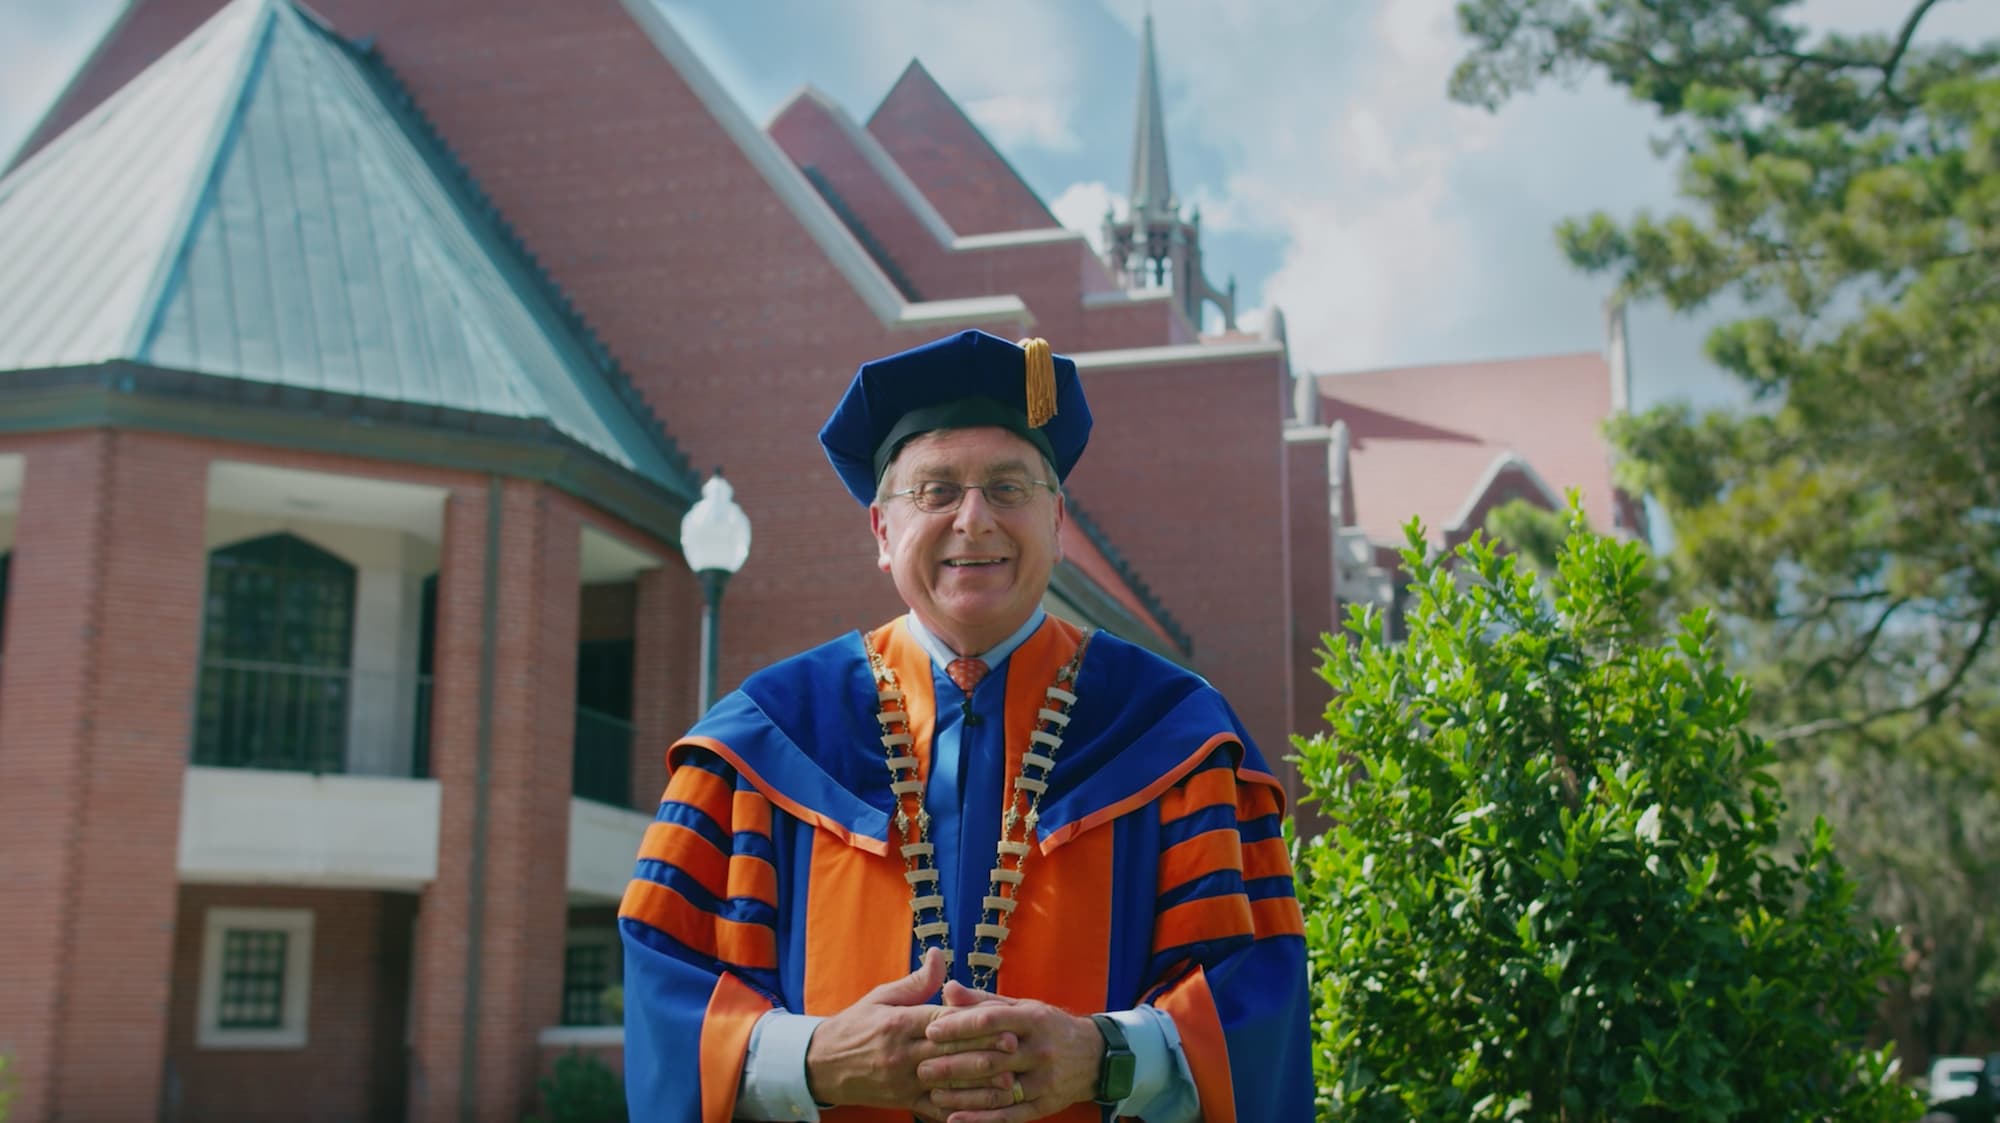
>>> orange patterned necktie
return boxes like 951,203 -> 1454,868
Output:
946,657 -> 989,692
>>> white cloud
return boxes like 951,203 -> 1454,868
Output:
1048,180 -> 1123,253
828,0 -> 1095,154
0,1 -> 124,165
964,93 -> 1081,153
1342,108 -> 1397,178
1095,0 -> 1528,370
1250,168 -> 1471,371
1797,0 -> 1996,39
1377,0 -> 1459,67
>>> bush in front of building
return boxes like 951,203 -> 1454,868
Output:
526,1051 -> 626,1123
1292,509 -> 1923,1121
1,1051 -> 12,1122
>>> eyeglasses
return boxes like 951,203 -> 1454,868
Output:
887,478 -> 1058,514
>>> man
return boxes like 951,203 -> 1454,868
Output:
619,330 -> 1311,1122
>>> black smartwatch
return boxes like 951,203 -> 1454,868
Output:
1090,1013 -> 1137,1106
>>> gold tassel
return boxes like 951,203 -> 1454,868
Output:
1018,337 -> 1057,428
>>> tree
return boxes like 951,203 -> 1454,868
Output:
1454,0 -> 2000,1057
1295,513 -> 1920,1121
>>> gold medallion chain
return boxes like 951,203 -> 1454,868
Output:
864,631 -> 1089,993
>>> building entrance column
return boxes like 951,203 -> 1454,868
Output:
406,478 -> 580,1122
0,433 -> 209,1120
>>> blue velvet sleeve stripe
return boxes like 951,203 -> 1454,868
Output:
725,898 -> 778,930
1160,802 -> 1237,849
1156,869 -> 1249,913
673,746 -> 733,779
733,830 -> 778,867
1244,874 -> 1296,901
1238,811 -> 1284,845
630,859 -> 781,930
652,799 -> 730,851
1146,934 -> 1254,981
620,915 -> 781,1005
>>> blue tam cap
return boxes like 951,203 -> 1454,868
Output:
818,329 -> 1092,505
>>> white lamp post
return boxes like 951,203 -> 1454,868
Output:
679,470 -> 752,712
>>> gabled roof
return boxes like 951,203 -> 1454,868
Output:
0,0 -> 696,500
866,61 -> 1061,237
1316,351 -> 1619,545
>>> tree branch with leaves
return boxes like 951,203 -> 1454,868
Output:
1458,0 -> 2000,1062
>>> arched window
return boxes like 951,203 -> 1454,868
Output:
194,533 -> 357,772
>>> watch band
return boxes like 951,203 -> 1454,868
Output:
1090,1013 -> 1137,1106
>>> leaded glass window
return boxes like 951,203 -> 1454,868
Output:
217,929 -> 289,1029
562,940 -> 616,1026
198,907 -> 312,1048
194,533 -> 357,772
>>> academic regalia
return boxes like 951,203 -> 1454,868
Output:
617,614 -> 1312,1122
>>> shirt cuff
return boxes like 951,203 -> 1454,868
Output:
1105,1005 -> 1199,1122
735,1010 -> 827,1121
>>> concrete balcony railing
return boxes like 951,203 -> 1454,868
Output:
179,661 -> 652,898
192,658 -> 432,778
181,658 -> 440,889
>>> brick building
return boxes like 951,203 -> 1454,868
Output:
0,1 -> 1637,1119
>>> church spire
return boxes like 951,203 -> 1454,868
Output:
1128,13 -> 1174,216
1101,12 -> 1238,332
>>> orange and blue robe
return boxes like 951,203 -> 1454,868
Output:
618,616 -> 1311,1122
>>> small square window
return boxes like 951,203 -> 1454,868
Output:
197,907 -> 313,1049
561,928 -> 622,1026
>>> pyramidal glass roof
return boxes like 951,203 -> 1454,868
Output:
0,0 -> 692,497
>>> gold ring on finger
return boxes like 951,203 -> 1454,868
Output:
1011,1082 -> 1026,1105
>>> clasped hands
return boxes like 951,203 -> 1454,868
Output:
803,948 -> 1104,1122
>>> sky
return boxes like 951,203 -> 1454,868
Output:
3,0 -> 1997,416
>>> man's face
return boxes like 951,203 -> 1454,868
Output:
869,426 -> 1066,655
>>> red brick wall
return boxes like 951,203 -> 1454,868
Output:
1078,296 -> 1199,350
0,422 -> 672,1122
476,481 -> 582,1119
1066,353 -> 1293,760
866,62 -> 1060,236
315,0 -> 1021,692
0,428 -> 532,1118
768,92 -> 951,297
408,479 -> 584,1123
632,564 -> 699,812
28,0 -> 1294,740
767,93 -> 1195,355
15,30 -> 1312,1103
162,886 -> 415,1123
407,480 -> 490,1121
560,495 -> 691,811
0,431 -> 208,1121
1445,468 -> 1558,551
1286,436 -> 1336,827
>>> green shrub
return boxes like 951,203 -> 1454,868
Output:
525,1051 -> 626,1123
0,1052 -> 12,1123
1294,510 -> 1923,1122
